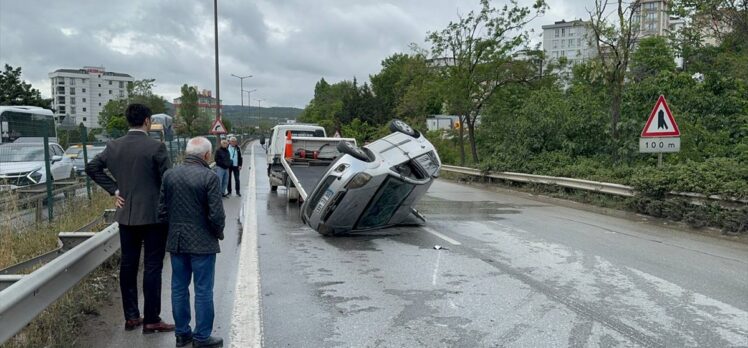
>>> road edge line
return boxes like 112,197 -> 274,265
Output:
230,142 -> 262,347
423,226 -> 462,245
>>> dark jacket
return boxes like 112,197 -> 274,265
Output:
214,147 -> 232,169
228,145 -> 243,167
86,130 -> 171,226
159,154 -> 225,254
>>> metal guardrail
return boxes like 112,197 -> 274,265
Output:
0,211 -> 119,344
440,165 -> 747,206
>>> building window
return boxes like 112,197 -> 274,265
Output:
647,22 -> 656,31
561,40 -> 566,48
57,96 -> 65,104
119,81 -> 124,88
82,117 -> 87,122
569,39 -> 574,47
57,78 -> 65,85
109,80 -> 113,85
98,93 -> 101,97
98,102 -> 102,106
553,40 -> 558,49
560,51 -> 566,57
98,83 -> 101,87
119,91 -> 125,98
70,98 -> 76,105
109,90 -> 112,95
70,107 -> 76,114
555,28 -> 559,37
83,107 -> 87,112
82,88 -> 86,93
58,106 -> 66,113
81,78 -> 85,84
70,87 -> 76,95
57,86 -> 65,94
578,38 -> 583,46
70,78 -> 75,85
82,97 -> 86,102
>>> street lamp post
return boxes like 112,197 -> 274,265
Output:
231,74 -> 252,130
257,98 -> 264,125
243,88 -> 257,122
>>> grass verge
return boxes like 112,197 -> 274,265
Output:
1,189 -> 120,348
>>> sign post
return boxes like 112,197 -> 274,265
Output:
639,95 -> 681,167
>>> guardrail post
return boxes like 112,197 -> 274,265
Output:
43,133 -> 54,222
35,197 -> 43,223
80,123 -> 91,200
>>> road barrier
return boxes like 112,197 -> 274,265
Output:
0,211 -> 118,344
439,165 -> 747,208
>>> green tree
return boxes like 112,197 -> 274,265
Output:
588,0 -> 642,147
98,99 -> 128,136
0,64 -> 51,108
427,0 -> 547,165
630,36 -> 676,82
175,84 -> 202,136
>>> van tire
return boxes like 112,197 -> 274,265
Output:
337,141 -> 372,162
390,119 -> 420,138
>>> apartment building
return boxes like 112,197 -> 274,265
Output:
173,88 -> 222,117
48,66 -> 134,129
541,19 -> 597,66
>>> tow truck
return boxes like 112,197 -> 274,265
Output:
264,124 -> 356,202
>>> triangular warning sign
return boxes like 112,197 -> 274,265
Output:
209,119 -> 227,134
641,95 -> 680,137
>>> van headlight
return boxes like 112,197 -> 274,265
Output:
345,172 -> 372,189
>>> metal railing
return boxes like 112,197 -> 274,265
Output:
0,179 -> 87,224
439,165 -> 747,206
0,211 -> 119,344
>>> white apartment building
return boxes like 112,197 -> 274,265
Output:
541,20 -> 597,66
48,66 -> 134,129
634,0 -> 670,38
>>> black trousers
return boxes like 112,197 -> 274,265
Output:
227,166 -> 241,194
119,224 -> 168,324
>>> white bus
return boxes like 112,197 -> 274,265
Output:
0,106 -> 57,144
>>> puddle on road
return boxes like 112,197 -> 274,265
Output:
416,198 -> 522,220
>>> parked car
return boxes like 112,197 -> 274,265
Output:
0,142 -> 75,190
69,146 -> 106,175
301,120 -> 441,235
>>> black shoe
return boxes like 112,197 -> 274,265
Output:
193,336 -> 223,348
176,334 -> 194,347
236,193 -> 242,197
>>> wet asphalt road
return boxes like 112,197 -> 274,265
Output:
255,144 -> 748,348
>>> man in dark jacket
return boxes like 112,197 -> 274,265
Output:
214,140 -> 231,197
86,103 -> 175,334
226,136 -> 243,196
159,137 -> 225,348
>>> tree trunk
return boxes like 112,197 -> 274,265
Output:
467,117 -> 479,164
610,86 -> 621,140
458,115 -> 466,166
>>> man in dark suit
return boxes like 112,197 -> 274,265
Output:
86,103 -> 175,334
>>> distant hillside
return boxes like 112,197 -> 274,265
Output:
163,102 -> 303,127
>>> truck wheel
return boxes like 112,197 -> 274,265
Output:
390,119 -> 420,138
271,185 -> 278,192
337,141 -> 372,162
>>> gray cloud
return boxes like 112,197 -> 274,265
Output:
0,0 -> 591,108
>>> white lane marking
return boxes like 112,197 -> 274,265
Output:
231,142 -> 262,348
432,249 -> 442,286
423,226 -> 462,246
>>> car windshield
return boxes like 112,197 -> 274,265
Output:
357,177 -> 414,229
65,147 -> 81,155
0,145 -> 46,162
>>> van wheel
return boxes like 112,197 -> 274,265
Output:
271,185 -> 278,192
390,119 -> 420,138
337,141 -> 372,162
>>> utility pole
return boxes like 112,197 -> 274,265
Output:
213,0 -> 220,121
257,98 -> 264,125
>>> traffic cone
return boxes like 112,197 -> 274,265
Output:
284,131 -> 293,159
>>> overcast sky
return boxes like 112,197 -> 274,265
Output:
0,0 -> 591,108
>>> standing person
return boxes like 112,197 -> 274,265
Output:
226,136 -> 243,197
85,103 -> 175,334
159,137 -> 225,348
214,140 -> 231,197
